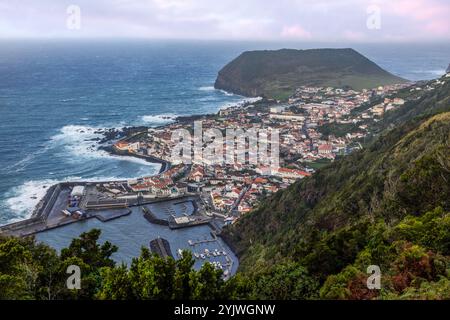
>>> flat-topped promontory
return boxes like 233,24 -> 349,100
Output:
214,48 -> 407,99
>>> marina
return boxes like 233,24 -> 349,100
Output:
34,204 -> 238,276
0,181 -> 238,277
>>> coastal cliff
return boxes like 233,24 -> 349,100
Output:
214,48 -> 407,99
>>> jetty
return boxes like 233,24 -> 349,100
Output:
149,237 -> 174,259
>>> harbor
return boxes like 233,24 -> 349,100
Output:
0,181 -> 238,277
34,203 -> 238,276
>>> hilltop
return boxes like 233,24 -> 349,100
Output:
214,48 -> 407,99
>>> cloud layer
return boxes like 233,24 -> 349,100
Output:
0,0 -> 449,42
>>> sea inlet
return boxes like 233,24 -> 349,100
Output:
0,182 -> 239,277
35,196 -> 239,277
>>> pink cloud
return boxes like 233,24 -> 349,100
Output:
386,0 -> 449,21
425,19 -> 450,35
381,0 -> 450,40
280,24 -> 312,39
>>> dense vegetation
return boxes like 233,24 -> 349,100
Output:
222,77 -> 450,299
0,229 -> 235,300
318,122 -> 363,138
0,228 -> 320,300
214,48 -> 406,99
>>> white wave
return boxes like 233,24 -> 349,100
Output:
198,86 -> 236,96
5,179 -> 59,222
3,174 -> 160,223
141,113 -> 178,125
218,89 -> 235,96
218,97 -> 262,111
198,86 -> 215,91
51,124 -> 105,158
50,124 -> 159,167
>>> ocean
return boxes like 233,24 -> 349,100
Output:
1,40 -> 450,225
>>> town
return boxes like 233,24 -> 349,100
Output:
107,81 -> 420,220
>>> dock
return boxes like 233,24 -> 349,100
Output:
93,209 -> 132,222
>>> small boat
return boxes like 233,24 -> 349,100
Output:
188,240 -> 194,246
177,249 -> 183,256
200,254 -> 205,259
194,253 -> 199,259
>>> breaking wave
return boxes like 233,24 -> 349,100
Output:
2,174 -> 152,224
198,86 -> 215,91
141,114 -> 178,125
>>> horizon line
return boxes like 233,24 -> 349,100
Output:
0,37 -> 449,45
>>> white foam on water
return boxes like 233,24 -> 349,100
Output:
198,86 -> 215,91
141,113 -> 178,125
198,86 -> 236,96
50,124 -> 159,167
3,174 -> 158,224
4,179 -> 59,223
218,89 -> 236,96
50,124 -> 108,159
218,96 -> 262,111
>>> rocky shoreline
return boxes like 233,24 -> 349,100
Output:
1,95 -> 260,233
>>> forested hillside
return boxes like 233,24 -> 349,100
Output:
223,76 -> 450,299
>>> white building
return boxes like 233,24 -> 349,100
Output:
71,186 -> 85,197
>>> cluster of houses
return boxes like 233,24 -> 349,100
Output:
185,164 -> 287,215
367,97 -> 405,117
107,81 -> 425,219
127,165 -> 188,197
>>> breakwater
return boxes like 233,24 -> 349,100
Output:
109,145 -> 171,174
142,206 -> 169,226
149,237 -> 174,259
0,183 -> 62,235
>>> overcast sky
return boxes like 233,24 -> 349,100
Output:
0,0 -> 449,42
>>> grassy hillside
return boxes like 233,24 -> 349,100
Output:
214,48 -> 407,99
222,77 -> 450,299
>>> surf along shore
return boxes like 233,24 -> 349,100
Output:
0,100 -> 259,276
